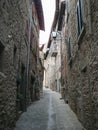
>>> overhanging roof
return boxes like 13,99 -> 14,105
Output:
34,0 -> 45,30
58,1 -> 65,31
52,0 -> 59,30
44,0 -> 60,59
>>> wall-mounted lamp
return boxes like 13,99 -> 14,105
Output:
51,31 -> 57,39
46,48 -> 50,51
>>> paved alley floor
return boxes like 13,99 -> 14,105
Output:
14,88 -> 84,130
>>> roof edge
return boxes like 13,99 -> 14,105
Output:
34,0 -> 45,31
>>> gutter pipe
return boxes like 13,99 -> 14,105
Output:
26,3 -> 32,110
88,0 -> 92,34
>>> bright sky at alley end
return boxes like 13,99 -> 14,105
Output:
39,0 -> 55,45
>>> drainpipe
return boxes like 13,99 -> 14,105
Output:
88,1 -> 94,129
26,3 -> 32,110
88,0 -> 92,34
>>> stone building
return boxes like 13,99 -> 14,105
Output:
44,0 -> 66,93
28,1 -> 44,102
44,0 -> 61,91
57,0 -> 67,98
45,0 -> 98,130
63,0 -> 98,130
0,0 -> 44,129
44,54 -> 56,90
38,44 -> 45,91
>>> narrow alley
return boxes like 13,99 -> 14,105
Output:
0,0 -> 98,130
14,88 -> 83,130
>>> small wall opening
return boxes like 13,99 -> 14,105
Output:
13,45 -> 17,66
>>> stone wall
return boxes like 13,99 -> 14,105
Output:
65,0 -> 98,130
0,0 -> 31,129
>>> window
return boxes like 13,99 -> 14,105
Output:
77,0 -> 83,36
0,42 -> 4,72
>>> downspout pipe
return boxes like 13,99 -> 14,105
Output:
88,0 -> 92,34
88,1 -> 94,130
26,3 -> 32,110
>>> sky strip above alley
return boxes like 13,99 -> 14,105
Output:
39,0 -> 55,45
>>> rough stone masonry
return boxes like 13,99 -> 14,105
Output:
0,0 -> 29,129
65,0 -> 98,130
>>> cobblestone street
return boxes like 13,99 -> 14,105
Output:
14,88 -> 83,130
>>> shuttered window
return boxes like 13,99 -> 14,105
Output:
77,0 -> 83,36
66,37 -> 71,59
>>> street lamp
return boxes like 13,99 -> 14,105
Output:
51,31 -> 57,39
